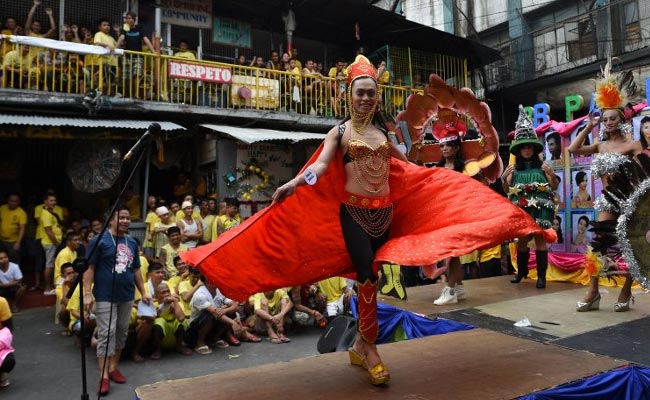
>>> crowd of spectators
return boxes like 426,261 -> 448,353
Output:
0,1 -> 417,117
0,179 -> 361,382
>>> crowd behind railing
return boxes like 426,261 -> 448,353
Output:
0,4 -> 423,118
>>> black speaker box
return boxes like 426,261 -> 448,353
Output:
317,315 -> 357,354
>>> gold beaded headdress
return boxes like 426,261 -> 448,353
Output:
346,55 -> 377,86
346,55 -> 379,133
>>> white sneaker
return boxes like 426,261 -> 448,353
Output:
433,286 -> 458,306
455,284 -> 466,300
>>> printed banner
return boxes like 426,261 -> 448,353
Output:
168,61 -> 232,83
160,0 -> 212,29
213,17 -> 252,48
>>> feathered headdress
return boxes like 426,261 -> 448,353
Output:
594,57 -> 638,114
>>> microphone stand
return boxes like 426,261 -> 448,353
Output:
67,134 -> 152,400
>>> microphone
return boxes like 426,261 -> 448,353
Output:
123,123 -> 162,161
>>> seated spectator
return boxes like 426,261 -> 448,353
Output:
167,256 -> 189,294
213,286 -> 260,346
2,45 -> 39,89
235,54 -> 247,67
175,262 -> 198,321
56,263 -> 76,336
150,282 -> 192,359
174,40 -> 196,61
0,296 -> 15,388
66,280 -> 96,346
288,284 -> 326,328
248,289 -> 293,344
168,202 -> 180,223
185,269 -> 231,355
317,276 -> 352,320
132,262 -> 167,362
0,249 -> 25,313
376,60 -> 390,85
158,227 -> 188,277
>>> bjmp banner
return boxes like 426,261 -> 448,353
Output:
159,0 -> 212,29
168,61 -> 232,84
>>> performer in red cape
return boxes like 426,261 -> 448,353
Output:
182,55 -> 553,386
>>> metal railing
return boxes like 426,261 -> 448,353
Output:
0,41 -> 424,118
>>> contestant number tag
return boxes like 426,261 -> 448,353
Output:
304,169 -> 317,185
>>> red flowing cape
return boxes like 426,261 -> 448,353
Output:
182,145 -> 553,302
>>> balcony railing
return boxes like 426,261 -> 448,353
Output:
0,38 -> 423,119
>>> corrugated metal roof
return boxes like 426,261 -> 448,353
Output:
0,114 -> 185,131
201,124 -> 325,144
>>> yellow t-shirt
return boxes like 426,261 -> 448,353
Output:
318,277 -> 347,302
479,245 -> 501,263
175,209 -> 201,222
0,29 -> 14,57
177,279 -> 193,317
459,250 -> 479,264
0,297 -> 11,327
213,214 -> 242,238
34,204 -> 64,241
378,70 -> 390,85
250,289 -> 289,314
201,214 -> 215,243
143,211 -> 159,248
160,242 -> 188,275
92,31 -> 118,66
54,246 -> 77,286
0,204 -> 27,242
124,195 -> 141,221
174,50 -> 196,61
66,284 -> 93,331
39,209 -> 63,245
140,255 -> 149,281
2,49 -> 31,70
328,67 -> 347,79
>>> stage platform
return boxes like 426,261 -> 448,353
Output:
136,276 -> 650,400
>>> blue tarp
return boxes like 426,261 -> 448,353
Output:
349,297 -> 475,344
519,365 -> 650,400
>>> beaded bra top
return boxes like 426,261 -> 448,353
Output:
338,124 -> 391,193
343,139 -> 390,164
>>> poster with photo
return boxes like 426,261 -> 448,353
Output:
569,123 -> 595,166
570,169 -> 593,209
549,211 -> 566,252
571,211 -> 594,253
545,129 -> 564,166
631,113 -> 650,141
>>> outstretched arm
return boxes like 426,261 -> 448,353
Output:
25,0 -> 40,36
43,7 -> 56,38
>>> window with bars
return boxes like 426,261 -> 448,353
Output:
565,17 -> 596,62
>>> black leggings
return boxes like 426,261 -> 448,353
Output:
340,204 -> 391,284
0,353 -> 15,373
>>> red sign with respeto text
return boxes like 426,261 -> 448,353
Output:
168,61 -> 232,83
